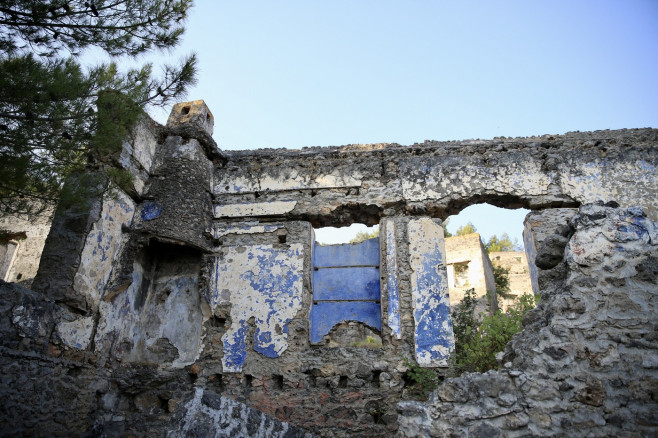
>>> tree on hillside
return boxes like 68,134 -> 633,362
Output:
442,219 -> 452,237
455,222 -> 477,236
485,233 -> 520,253
349,228 -> 379,244
0,0 -> 197,217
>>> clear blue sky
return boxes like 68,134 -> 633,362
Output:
110,1 -> 658,244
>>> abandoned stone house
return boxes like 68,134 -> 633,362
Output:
444,232 -> 533,314
0,100 -> 656,437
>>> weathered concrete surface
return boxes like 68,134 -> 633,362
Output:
383,219 -> 402,339
31,188 -> 105,312
136,134 -> 215,251
0,208 -> 52,286
214,129 -> 658,226
523,208 -> 578,294
211,243 -> 304,372
0,281 -> 98,437
397,204 -> 658,437
168,388 -> 315,438
72,192 -> 135,313
94,243 -> 207,368
408,218 -> 454,367
117,113 -> 161,195
3,100 -> 658,438
445,233 -> 496,308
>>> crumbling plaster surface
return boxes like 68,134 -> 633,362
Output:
94,244 -> 207,368
383,218 -> 402,339
397,204 -> 658,437
213,129 -> 657,225
168,387 -> 315,438
72,191 -> 135,313
211,243 -> 305,372
0,208 -> 52,286
407,218 -> 454,367
3,99 -> 658,437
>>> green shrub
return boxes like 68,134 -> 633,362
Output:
451,290 -> 537,375
402,357 -> 438,396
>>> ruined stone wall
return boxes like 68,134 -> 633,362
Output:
397,204 -> 658,437
1,100 -> 657,437
445,233 -> 496,304
0,208 -> 52,286
489,251 -> 534,311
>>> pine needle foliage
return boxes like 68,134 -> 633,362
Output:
0,0 -> 197,217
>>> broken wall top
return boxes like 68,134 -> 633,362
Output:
213,126 -> 658,226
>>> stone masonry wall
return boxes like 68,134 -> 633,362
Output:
0,208 -> 52,286
1,100 -> 657,437
397,204 -> 658,437
445,233 -> 496,307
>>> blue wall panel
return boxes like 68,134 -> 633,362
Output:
314,238 -> 380,267
310,238 -> 382,344
313,267 -> 380,301
310,301 -> 382,343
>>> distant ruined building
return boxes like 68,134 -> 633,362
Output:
444,233 -> 534,313
0,100 -> 656,437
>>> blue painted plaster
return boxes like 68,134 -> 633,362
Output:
310,239 -> 382,344
141,201 -> 162,221
314,238 -> 379,267
413,243 -> 454,359
408,218 -> 455,366
385,221 -> 401,339
313,267 -> 380,301
211,244 -> 304,373
310,302 -> 382,343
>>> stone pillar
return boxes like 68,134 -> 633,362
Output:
135,100 -> 223,251
407,217 -> 454,367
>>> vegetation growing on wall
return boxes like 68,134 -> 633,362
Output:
0,0 -> 197,218
450,289 -> 537,375
349,228 -> 379,243
402,357 -> 439,397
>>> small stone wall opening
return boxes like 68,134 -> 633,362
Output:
0,240 -> 19,281
310,225 -> 382,347
314,223 -> 379,245
443,203 -> 535,311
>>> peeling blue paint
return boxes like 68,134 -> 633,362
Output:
310,302 -> 382,343
413,241 -> 454,360
385,221 -> 401,339
408,218 -> 455,366
313,267 -> 380,301
212,244 -> 304,373
141,201 -> 162,221
314,238 -> 379,267
310,238 -> 382,344
223,324 -> 248,371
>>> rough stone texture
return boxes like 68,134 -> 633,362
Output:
523,208 -> 578,294
0,208 -> 52,286
31,189 -> 105,312
0,281 -> 97,437
445,233 -> 496,308
213,129 -> 657,227
2,101 -> 657,438
396,204 -> 658,437
489,251 -> 534,311
168,388 -> 315,438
